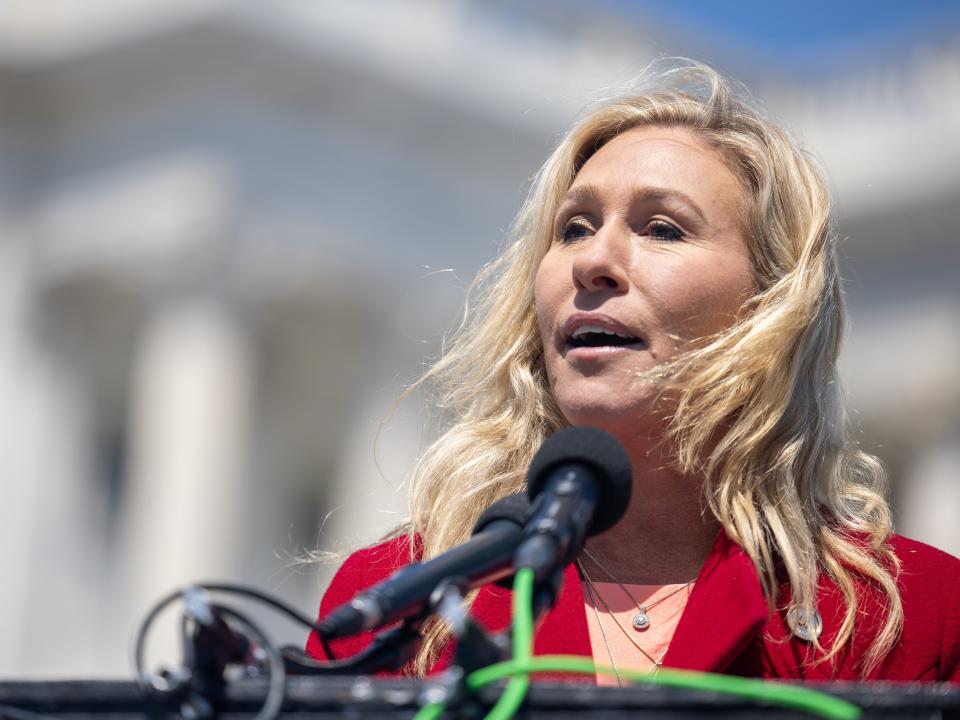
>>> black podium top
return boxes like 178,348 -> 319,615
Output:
1,677 -> 958,719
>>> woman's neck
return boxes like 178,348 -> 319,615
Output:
579,442 -> 719,585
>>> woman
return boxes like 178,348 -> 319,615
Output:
307,61 -> 960,683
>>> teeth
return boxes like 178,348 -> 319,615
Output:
571,325 -> 631,339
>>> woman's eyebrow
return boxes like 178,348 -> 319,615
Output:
633,187 -> 706,223
559,184 -> 707,224
560,184 -> 602,208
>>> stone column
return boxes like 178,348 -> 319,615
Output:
117,298 -> 253,668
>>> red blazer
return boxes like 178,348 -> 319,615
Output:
307,530 -> 960,682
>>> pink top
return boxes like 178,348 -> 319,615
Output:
582,581 -> 694,685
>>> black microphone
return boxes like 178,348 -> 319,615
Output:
319,493 -> 531,639
514,427 -> 632,583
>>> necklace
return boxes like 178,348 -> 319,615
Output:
582,546 -> 693,632
578,561 -> 668,671
580,574 -> 623,687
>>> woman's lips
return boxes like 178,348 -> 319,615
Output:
562,338 -> 646,359
560,313 -> 646,357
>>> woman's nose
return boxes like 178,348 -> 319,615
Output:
571,225 -> 629,292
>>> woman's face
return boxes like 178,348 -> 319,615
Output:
534,125 -> 756,436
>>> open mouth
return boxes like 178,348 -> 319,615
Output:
566,325 -> 644,349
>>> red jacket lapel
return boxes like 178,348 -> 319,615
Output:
662,530 -> 769,672
533,564 -> 593,657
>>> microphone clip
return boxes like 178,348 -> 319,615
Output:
430,578 -> 508,674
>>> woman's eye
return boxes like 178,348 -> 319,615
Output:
647,220 -> 683,242
560,218 -> 594,243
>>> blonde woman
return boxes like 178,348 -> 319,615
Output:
307,61 -> 960,683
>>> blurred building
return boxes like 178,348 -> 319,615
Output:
0,1 -> 957,677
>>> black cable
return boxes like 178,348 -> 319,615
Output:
215,605 -> 286,720
134,582 -> 336,684
189,583 -> 324,632
133,585 -> 185,696
134,582 -> 349,718
134,589 -> 288,720
317,631 -> 336,661
180,583 -> 337,659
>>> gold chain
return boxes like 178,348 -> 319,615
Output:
581,546 -> 693,630
580,570 -> 623,687
578,561 -> 667,669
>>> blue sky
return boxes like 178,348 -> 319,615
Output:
601,0 -> 960,69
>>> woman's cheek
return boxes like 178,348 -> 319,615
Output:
650,264 -> 751,343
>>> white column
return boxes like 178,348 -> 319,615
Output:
0,239 -> 43,675
323,312 -> 423,558
898,439 -> 960,557
0,238 -> 108,677
116,299 -> 253,668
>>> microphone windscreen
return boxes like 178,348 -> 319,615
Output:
526,426 -> 632,535
472,492 -> 532,535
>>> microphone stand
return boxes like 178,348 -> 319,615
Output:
283,578 -> 506,677
283,578 -> 515,720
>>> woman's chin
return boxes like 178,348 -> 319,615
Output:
557,398 -> 660,437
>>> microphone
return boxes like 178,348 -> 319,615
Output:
319,493 -> 531,639
514,427 -> 632,582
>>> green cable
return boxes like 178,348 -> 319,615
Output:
479,567 -> 535,720
412,700 -> 445,720
467,656 -> 860,720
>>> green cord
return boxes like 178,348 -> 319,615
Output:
479,567 -> 535,720
468,656 -> 860,720
412,700 -> 445,720
413,567 -> 861,720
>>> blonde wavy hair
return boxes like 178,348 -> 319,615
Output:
396,60 -> 900,677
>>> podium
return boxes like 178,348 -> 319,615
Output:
1,677 -> 958,719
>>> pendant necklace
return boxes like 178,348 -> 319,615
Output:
579,561 -> 668,672
582,546 -> 694,632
